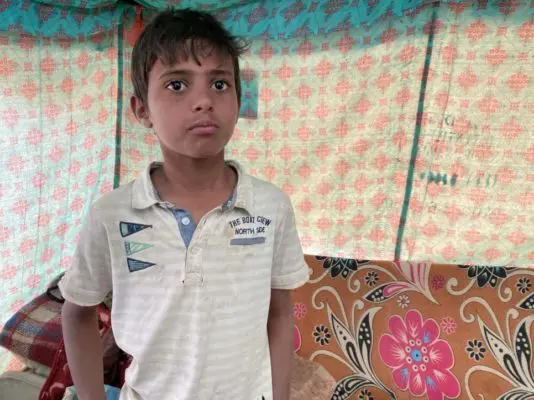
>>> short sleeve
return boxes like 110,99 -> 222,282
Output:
271,194 -> 310,290
58,207 -> 112,306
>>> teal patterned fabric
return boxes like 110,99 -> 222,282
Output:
0,0 -> 132,37
0,0 -> 463,38
142,0 -> 431,39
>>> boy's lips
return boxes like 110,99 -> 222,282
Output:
188,120 -> 218,135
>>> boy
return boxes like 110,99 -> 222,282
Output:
59,8 -> 309,400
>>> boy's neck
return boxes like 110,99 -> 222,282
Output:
159,153 -> 232,194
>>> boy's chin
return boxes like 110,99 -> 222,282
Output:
188,142 -> 230,159
161,141 -> 228,160
183,148 -> 226,160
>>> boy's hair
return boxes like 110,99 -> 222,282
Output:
131,9 -> 248,108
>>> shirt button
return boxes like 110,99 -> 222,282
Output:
181,216 -> 191,226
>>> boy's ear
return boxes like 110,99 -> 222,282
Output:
130,95 -> 153,128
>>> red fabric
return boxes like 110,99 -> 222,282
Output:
38,337 -> 71,400
124,5 -> 144,47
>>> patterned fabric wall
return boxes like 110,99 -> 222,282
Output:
1,0 -> 533,377
405,3 -> 534,265
120,2 -> 534,265
0,31 -> 118,371
0,0 -> 435,39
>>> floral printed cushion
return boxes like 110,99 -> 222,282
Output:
292,255 -> 534,400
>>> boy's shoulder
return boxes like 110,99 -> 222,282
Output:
89,180 -> 136,218
247,174 -> 284,196
237,164 -> 289,203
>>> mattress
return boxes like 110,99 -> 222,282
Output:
0,370 -> 45,400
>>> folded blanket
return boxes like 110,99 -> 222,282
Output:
0,288 -> 63,368
0,273 -> 123,400
0,273 -> 114,371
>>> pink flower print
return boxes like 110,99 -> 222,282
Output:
431,274 -> 445,290
293,302 -> 307,320
379,310 -> 460,400
440,317 -> 457,335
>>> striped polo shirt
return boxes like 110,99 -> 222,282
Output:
58,160 -> 310,400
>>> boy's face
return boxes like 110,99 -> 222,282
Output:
133,45 -> 239,160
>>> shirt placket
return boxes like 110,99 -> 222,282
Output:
182,207 -> 222,286
158,193 -> 233,286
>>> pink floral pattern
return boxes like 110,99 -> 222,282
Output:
379,310 -> 460,400
431,274 -> 445,290
293,302 -> 307,320
440,317 -> 457,335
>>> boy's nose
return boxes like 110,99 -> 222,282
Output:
192,92 -> 213,112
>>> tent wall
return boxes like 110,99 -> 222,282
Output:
0,0 -> 533,387
118,2 -> 534,264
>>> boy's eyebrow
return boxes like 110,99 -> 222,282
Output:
159,68 -> 233,80
210,69 -> 234,76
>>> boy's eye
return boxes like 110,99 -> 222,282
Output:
212,80 -> 229,91
166,80 -> 185,92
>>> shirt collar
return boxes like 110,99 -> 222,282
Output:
131,160 -> 254,213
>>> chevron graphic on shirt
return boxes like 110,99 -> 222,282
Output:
127,258 -> 155,272
124,241 -> 153,256
119,222 -> 152,237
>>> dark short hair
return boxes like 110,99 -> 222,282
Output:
131,9 -> 248,107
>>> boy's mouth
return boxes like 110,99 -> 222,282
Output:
188,120 -> 219,135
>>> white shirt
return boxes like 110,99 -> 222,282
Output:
59,160 -> 309,400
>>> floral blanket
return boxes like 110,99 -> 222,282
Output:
292,255 -> 534,400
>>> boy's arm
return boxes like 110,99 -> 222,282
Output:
269,193 -> 310,400
62,301 -> 106,400
268,289 -> 293,400
58,206 -> 113,400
